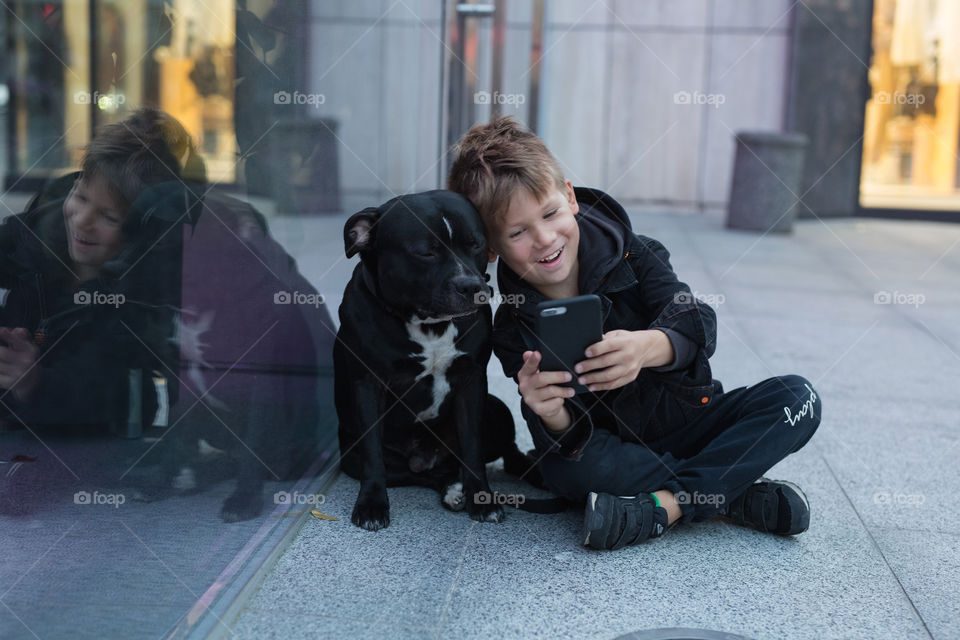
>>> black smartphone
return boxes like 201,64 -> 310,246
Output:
535,294 -> 603,394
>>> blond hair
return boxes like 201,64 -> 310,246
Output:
447,116 -> 566,235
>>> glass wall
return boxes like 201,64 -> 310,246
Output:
2,2 -> 336,636
861,0 -> 960,211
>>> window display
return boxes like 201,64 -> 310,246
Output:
861,0 -> 960,210
6,0 -> 236,184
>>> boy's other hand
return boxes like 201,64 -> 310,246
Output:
0,327 -> 41,402
575,329 -> 674,392
517,350 -> 574,424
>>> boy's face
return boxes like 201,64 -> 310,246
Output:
489,180 -> 580,298
62,174 -> 128,276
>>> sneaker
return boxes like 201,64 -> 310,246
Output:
582,492 -> 668,550
722,478 -> 810,535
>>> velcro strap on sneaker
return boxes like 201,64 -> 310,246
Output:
747,484 -> 777,533
614,500 -> 654,550
611,502 -> 641,550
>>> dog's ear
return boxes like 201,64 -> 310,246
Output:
344,207 -> 380,258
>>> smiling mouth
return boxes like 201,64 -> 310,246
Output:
72,233 -> 96,247
537,246 -> 563,265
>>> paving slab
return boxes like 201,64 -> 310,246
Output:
228,452 -> 930,640
871,529 -> 960,640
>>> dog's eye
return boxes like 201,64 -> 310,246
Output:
415,250 -> 438,260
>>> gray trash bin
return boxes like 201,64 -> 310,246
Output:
726,131 -> 809,233
270,118 -> 342,214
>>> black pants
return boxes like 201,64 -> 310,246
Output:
538,375 -> 821,522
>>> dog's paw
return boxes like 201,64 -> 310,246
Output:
220,491 -> 264,523
468,501 -> 504,524
171,466 -> 197,491
440,482 -> 465,512
351,497 -> 390,531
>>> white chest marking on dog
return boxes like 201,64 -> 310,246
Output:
407,321 -> 464,421
442,216 -> 453,241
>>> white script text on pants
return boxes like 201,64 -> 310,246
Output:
783,383 -> 817,426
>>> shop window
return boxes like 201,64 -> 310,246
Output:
861,0 -> 960,211
6,0 -> 236,184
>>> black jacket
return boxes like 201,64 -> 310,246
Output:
0,174 -> 183,426
492,187 -> 722,460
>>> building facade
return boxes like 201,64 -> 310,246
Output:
3,0 -> 956,220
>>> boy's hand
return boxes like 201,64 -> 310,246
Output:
0,327 -> 41,402
517,350 -> 574,425
574,329 -> 674,392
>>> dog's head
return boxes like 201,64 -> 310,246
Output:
344,190 -> 490,322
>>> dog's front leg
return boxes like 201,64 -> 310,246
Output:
455,372 -> 504,523
351,383 -> 391,530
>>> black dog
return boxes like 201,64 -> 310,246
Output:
336,190 -> 527,531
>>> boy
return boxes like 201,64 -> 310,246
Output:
447,117 -> 821,550
0,107 -> 198,427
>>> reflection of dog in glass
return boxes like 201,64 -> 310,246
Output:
158,194 -> 332,523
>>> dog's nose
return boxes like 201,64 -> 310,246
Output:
451,275 -> 485,299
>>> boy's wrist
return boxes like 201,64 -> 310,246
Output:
541,404 -> 572,432
639,329 -> 675,368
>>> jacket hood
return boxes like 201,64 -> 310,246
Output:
496,187 -> 633,319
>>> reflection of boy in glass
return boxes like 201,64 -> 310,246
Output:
0,107 -> 201,428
